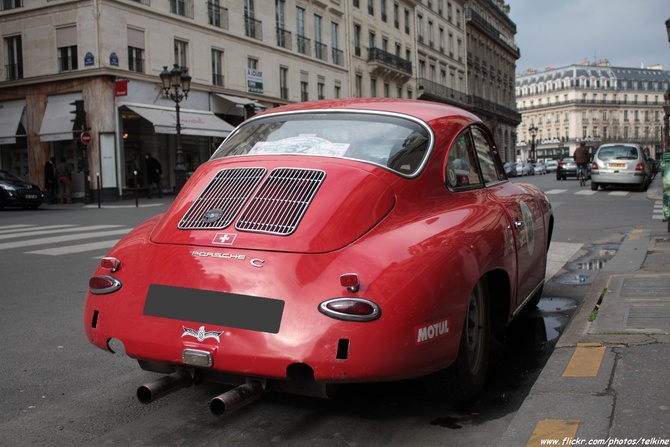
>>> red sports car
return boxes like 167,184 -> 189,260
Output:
84,99 -> 553,416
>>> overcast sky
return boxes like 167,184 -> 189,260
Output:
506,0 -> 670,73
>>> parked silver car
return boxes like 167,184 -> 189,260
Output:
590,143 -> 651,191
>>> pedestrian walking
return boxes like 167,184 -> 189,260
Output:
144,153 -> 163,198
56,157 -> 72,204
44,156 -> 57,204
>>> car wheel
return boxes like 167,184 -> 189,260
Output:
423,278 -> 490,402
556,174 -> 561,180
637,180 -> 648,192
591,182 -> 598,191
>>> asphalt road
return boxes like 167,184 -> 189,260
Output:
0,173 -> 659,446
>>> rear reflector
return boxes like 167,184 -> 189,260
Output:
339,273 -> 360,292
100,257 -> 121,272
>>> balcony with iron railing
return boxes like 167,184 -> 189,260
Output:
5,63 -> 23,80
314,42 -> 327,61
212,73 -> 224,87
367,47 -> 412,81
245,15 -> 262,40
128,57 -> 144,73
332,48 -> 344,67
276,28 -> 292,50
297,35 -> 311,56
207,2 -> 229,29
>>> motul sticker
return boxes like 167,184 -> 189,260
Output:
415,318 -> 450,345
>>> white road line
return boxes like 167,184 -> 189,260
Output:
543,189 -> 567,194
608,191 -> 630,196
26,240 -> 120,256
575,190 -> 597,195
0,224 -> 77,235
0,225 -> 125,240
0,228 -> 131,250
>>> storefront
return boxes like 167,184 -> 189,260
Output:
0,99 -> 28,177
118,103 -> 234,196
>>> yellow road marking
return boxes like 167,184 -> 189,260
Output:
526,419 -> 580,447
563,343 -> 606,377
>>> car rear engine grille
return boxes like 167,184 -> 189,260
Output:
236,168 -> 326,235
178,167 -> 267,229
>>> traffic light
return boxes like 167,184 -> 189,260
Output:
70,99 -> 86,130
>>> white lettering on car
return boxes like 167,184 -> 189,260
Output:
415,319 -> 450,344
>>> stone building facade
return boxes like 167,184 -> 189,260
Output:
0,0 -> 520,201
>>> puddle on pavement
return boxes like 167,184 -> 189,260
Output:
555,244 -> 619,284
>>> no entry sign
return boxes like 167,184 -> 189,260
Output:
81,131 -> 92,145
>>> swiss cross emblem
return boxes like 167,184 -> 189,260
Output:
212,233 -> 237,245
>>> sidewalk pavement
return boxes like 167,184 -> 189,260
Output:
497,176 -> 670,446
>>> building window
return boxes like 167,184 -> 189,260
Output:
170,0 -> 193,18
128,46 -> 144,73
174,39 -> 188,68
56,26 -> 78,72
1,0 -> 23,11
404,8 -> 410,34
367,0 -> 374,15
353,24 -> 361,57
245,0 -> 261,40
318,81 -> 325,100
212,49 -> 223,86
355,74 -> 362,98
4,35 -> 23,80
208,0 -> 228,28
371,78 -> 377,97
381,0 -> 387,21
334,84 -> 341,98
127,28 -> 145,73
331,22 -> 342,65
314,14 -> 326,61
279,66 -> 289,100
296,7 -> 310,55
301,81 -> 309,102
393,3 -> 399,28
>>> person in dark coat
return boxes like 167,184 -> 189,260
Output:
44,156 -> 56,204
144,153 -> 163,198
55,157 -> 72,204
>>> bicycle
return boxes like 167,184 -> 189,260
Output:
576,163 -> 587,187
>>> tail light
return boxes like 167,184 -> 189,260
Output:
89,275 -> 122,295
635,163 -> 644,171
319,298 -> 381,322
591,162 -> 598,171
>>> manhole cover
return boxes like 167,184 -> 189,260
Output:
620,278 -> 670,300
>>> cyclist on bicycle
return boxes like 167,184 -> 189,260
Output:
574,140 -> 589,185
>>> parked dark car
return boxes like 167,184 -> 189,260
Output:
503,161 -> 517,177
0,170 -> 43,210
556,157 -> 590,180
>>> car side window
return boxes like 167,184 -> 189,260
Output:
471,127 -> 504,184
446,131 -> 482,189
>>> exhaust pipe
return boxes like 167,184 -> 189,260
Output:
137,370 -> 192,404
209,380 -> 265,417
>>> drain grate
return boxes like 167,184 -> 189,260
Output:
620,278 -> 670,300
625,307 -> 670,329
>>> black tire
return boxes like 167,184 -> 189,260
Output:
423,279 -> 490,402
591,181 -> 598,191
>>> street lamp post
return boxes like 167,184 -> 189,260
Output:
160,64 -> 191,193
528,125 -> 538,162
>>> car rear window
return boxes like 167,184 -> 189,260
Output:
211,112 -> 432,176
597,146 -> 639,161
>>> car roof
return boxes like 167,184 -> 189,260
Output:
252,98 -> 482,129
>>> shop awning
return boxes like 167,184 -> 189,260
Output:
125,104 -> 234,137
39,93 -> 82,142
0,100 -> 25,145
215,93 -> 265,108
